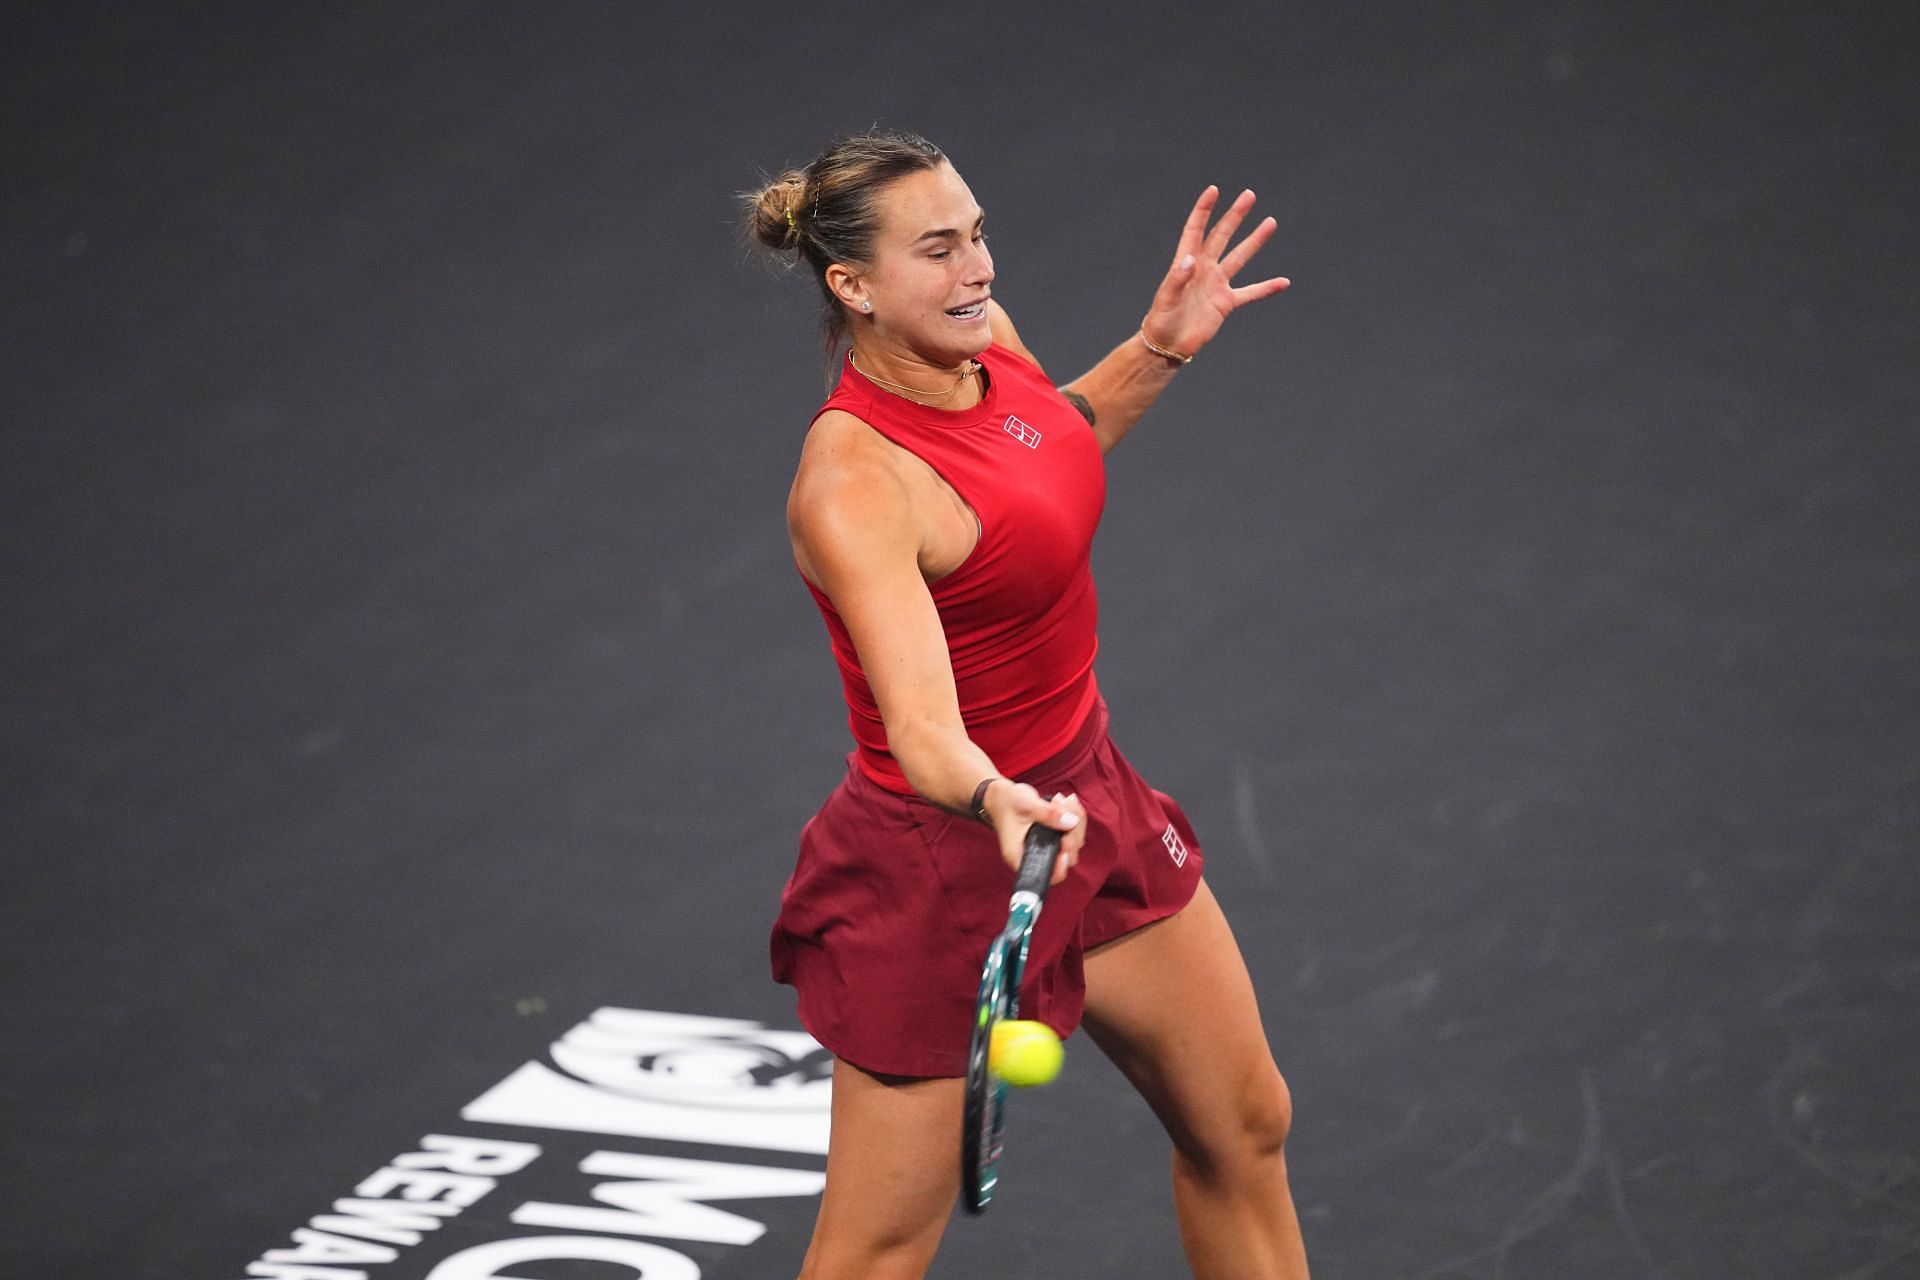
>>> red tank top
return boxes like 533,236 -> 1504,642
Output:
804,342 -> 1107,794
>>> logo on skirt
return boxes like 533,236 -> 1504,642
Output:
1162,823 -> 1188,868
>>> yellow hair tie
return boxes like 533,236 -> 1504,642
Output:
785,207 -> 796,230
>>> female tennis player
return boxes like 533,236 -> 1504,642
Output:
751,130 -> 1309,1279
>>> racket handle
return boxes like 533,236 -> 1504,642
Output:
1012,825 -> 1064,898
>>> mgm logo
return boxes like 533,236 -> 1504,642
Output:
243,1009 -> 834,1279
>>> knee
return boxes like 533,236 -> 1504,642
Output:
1238,1065 -> 1294,1160
1173,1065 -> 1294,1182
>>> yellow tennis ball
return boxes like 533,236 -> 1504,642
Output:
989,1019 -> 1063,1087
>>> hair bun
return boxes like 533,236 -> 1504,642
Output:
750,170 -> 808,253
742,131 -> 947,357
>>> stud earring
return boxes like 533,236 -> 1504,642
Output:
860,300 -> 872,312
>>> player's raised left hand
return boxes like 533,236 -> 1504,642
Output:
1140,186 -> 1290,359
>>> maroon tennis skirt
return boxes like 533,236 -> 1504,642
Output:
769,699 -> 1204,1078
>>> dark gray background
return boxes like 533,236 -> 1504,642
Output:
4,2 -> 1916,1276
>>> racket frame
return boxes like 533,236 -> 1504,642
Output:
961,824 -> 1063,1214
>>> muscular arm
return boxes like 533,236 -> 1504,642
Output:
989,185 -> 1289,456
1058,335 -> 1183,454
788,415 -> 1085,873
988,301 -> 1183,456
789,421 -> 996,814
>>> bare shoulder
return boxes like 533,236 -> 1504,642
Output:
791,410 -> 905,512
788,409 -> 916,584
987,300 -> 1045,373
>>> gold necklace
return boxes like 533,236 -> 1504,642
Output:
851,351 -> 980,404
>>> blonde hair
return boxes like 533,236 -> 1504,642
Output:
745,130 -> 946,355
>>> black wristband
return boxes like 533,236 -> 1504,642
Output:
969,777 -> 999,825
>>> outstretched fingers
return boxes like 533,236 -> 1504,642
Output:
1220,215 -> 1278,278
1175,185 -> 1220,261
1231,274 -> 1292,305
1202,188 -> 1257,260
1161,184 -> 1292,329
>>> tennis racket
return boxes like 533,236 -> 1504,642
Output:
960,823 -> 1064,1214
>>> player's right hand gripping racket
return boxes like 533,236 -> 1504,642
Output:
961,823 -> 1064,1214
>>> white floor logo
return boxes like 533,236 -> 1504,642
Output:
539,1007 -> 833,1112
241,1008 -> 831,1279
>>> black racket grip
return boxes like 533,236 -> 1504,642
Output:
1012,825 -> 1064,898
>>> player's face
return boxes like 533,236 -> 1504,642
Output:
857,162 -> 994,366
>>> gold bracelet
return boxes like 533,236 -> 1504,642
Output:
1139,328 -> 1193,365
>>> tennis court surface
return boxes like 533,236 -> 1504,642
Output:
4,4 -> 1916,1276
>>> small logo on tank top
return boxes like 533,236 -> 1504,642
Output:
1162,823 -> 1189,868
1003,415 -> 1042,448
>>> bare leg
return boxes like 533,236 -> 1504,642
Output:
797,1058 -> 963,1280
1083,879 -> 1310,1278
